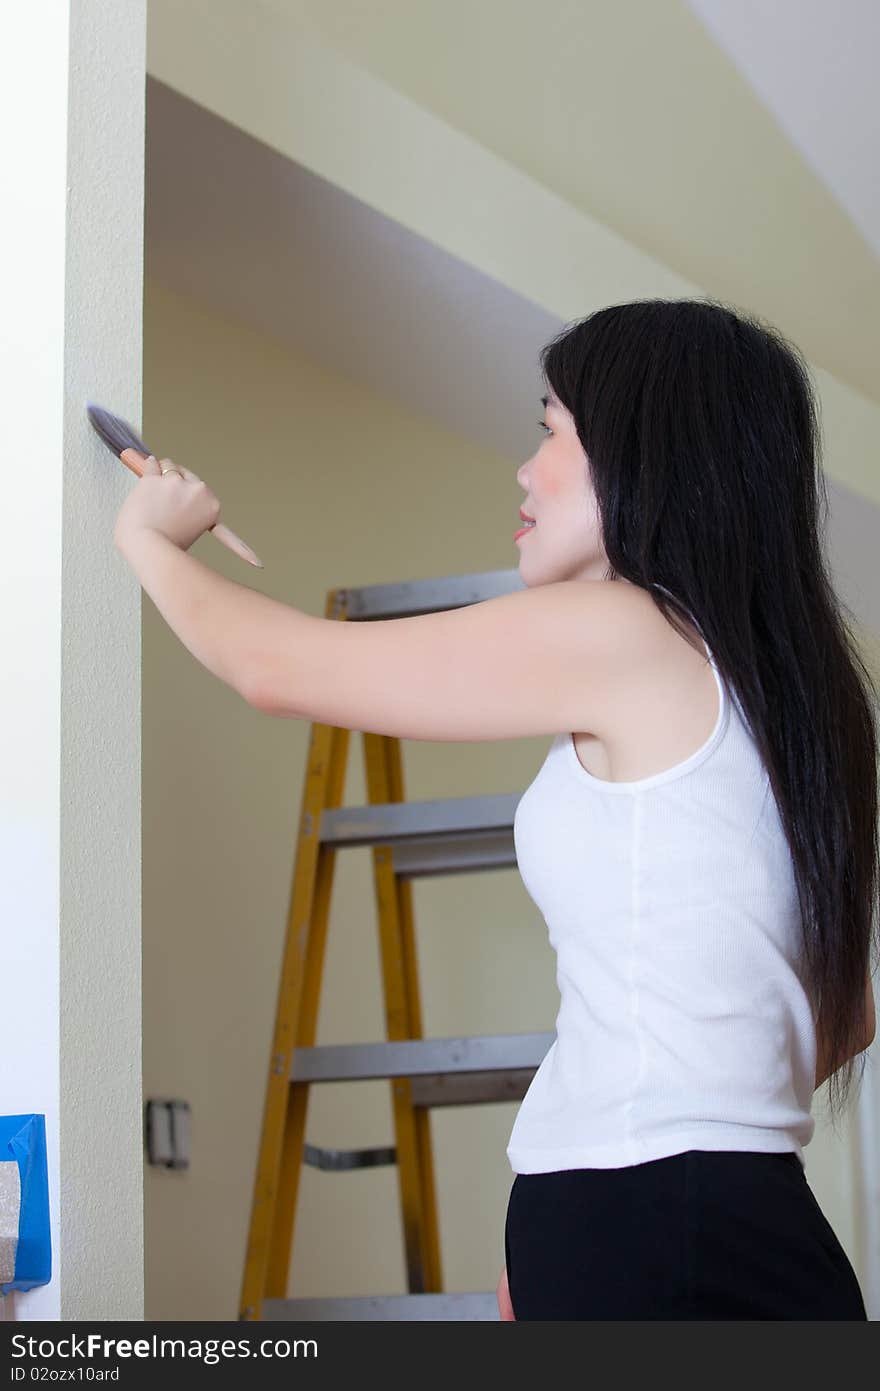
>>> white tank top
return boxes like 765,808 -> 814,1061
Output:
507,593 -> 818,1174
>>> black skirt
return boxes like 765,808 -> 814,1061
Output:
504,1149 -> 867,1320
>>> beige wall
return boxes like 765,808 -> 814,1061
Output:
141,0 -> 880,1325
142,276 -> 874,1320
142,278 -> 558,1318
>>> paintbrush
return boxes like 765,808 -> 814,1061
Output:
86,402 -> 264,568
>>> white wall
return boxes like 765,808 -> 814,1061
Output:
0,0 -> 146,1320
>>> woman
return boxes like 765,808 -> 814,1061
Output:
497,299 -> 875,1319
114,297 -> 876,1320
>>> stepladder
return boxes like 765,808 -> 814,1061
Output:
238,568 -> 554,1321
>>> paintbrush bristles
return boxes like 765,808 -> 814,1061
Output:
86,402 -> 154,460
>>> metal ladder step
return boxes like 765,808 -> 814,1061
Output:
339,567 -> 524,621
296,1036 -> 551,1170
315,570 -> 527,878
291,1032 -> 553,1083
303,1143 -> 397,1171
318,793 -> 520,877
260,1292 -> 499,1320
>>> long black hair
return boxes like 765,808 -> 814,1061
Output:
539,297 -> 878,1132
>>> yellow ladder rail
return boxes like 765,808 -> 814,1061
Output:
238,568 -> 553,1322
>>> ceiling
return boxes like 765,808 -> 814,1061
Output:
146,0 -> 880,450
686,0 -> 880,260
144,1 -> 880,631
145,78 -> 562,465
252,0 -> 879,406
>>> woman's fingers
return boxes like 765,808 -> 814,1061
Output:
119,449 -> 199,484
159,456 -> 201,484
157,454 -> 262,564
118,451 -> 262,567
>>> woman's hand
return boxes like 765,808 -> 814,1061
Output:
114,450 -> 221,555
497,1264 -> 515,1320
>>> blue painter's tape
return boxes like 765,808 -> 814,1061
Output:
0,1114 -> 51,1293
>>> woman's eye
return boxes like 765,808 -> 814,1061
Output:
537,420 -> 552,436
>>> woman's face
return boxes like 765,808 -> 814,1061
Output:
515,388 -> 611,586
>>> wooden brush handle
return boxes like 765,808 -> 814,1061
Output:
208,521 -> 263,568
